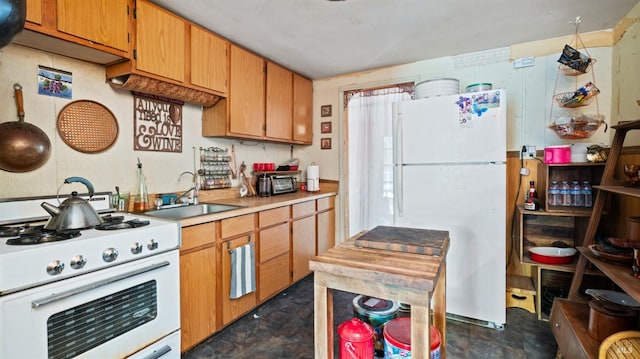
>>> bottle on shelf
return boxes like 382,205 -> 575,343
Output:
583,180 -> 593,207
548,180 -> 559,206
559,180 -> 571,207
524,180 -> 540,210
571,180 -> 584,207
133,158 -> 150,212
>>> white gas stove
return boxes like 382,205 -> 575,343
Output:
0,193 -> 182,359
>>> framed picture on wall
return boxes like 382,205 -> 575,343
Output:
321,121 -> 332,134
321,105 -> 332,117
321,138 -> 332,150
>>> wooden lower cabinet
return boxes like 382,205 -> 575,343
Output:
221,234 -> 257,325
179,196 -> 337,352
292,201 -> 317,282
317,197 -> 335,255
550,299 -> 599,358
180,223 -> 217,351
259,253 -> 290,302
258,212 -> 290,302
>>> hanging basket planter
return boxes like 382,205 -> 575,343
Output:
549,114 -> 607,140
552,82 -> 600,108
557,44 -> 595,75
548,18 -> 606,140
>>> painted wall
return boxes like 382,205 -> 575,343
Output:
0,44 -> 318,199
312,3 -> 640,242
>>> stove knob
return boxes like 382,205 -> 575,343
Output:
131,242 -> 143,254
70,255 -> 87,269
103,248 -> 119,262
47,260 -> 65,275
147,239 -> 159,251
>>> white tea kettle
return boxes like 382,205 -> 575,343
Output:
41,177 -> 103,231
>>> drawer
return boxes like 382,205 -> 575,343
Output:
549,299 -> 598,359
259,253 -> 290,302
221,213 -> 255,239
259,206 -> 289,228
259,222 -> 290,262
317,196 -> 334,212
292,200 -> 315,219
181,222 -> 216,251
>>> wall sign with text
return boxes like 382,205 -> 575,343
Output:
133,92 -> 184,152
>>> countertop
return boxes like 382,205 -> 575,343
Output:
161,182 -> 338,227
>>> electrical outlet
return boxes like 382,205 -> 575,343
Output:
520,168 -> 530,176
527,146 -> 536,158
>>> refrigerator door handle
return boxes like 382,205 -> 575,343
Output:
392,102 -> 404,217
394,164 -> 404,217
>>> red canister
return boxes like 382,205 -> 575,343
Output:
338,318 -> 375,359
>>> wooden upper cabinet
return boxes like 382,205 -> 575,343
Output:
190,25 -> 228,96
57,0 -> 129,51
25,0 -> 43,25
135,0 -> 185,82
265,61 -> 293,141
293,73 -> 313,144
229,44 -> 265,138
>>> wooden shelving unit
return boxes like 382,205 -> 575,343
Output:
550,119 -> 640,358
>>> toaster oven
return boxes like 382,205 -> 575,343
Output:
270,175 -> 297,195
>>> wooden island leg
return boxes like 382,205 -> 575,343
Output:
314,278 -> 334,359
433,261 -> 446,358
411,302 -> 431,359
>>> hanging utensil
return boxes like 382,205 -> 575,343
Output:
0,83 -> 51,172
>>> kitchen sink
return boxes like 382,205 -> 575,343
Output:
144,203 -> 243,219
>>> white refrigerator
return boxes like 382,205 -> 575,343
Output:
392,89 -> 506,327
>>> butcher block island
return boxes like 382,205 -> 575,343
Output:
310,226 -> 449,359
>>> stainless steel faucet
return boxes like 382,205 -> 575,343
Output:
177,171 -> 199,205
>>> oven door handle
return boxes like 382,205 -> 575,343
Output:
31,261 -> 170,308
142,344 -> 172,359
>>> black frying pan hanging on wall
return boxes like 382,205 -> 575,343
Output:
0,0 -> 26,49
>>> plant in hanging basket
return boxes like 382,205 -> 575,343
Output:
553,82 -> 600,108
549,113 -> 606,139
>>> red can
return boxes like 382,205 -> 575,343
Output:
337,318 -> 374,359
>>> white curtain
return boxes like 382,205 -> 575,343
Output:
347,88 -> 412,237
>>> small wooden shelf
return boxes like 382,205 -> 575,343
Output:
551,118 -> 640,358
253,170 -> 302,176
576,247 -> 640,299
594,185 -> 640,198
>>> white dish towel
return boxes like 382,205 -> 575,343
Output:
229,243 -> 256,299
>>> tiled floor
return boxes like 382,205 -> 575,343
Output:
183,275 -> 558,358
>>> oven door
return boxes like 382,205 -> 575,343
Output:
0,250 -> 180,359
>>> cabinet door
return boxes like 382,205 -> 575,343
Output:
135,0 -> 185,82
259,253 -> 289,302
293,73 -> 313,144
25,0 -> 43,25
229,44 -> 265,137
317,208 -> 335,255
292,215 -> 316,282
221,235 -> 257,325
180,223 -> 217,351
57,0 -> 129,51
265,61 -> 293,141
259,222 -> 290,263
180,247 -> 216,351
190,26 -> 228,95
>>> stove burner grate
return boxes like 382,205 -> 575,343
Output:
5,229 -> 81,245
95,214 -> 150,230
0,224 -> 46,238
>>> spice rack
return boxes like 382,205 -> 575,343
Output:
198,147 -> 231,190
